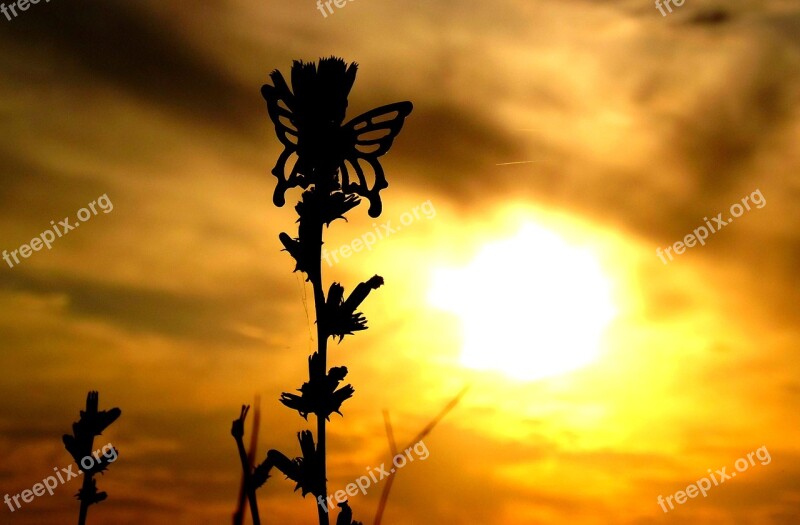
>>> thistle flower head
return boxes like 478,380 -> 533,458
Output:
280,352 -> 355,420
324,276 -> 384,341
289,57 -> 357,128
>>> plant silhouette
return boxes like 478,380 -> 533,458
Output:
62,391 -> 120,525
374,387 -> 468,525
232,396 -> 261,525
231,57 -> 412,525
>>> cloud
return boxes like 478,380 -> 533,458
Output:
0,0 -> 258,133
0,268 -> 297,345
1,1 -> 799,523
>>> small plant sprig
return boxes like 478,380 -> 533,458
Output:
231,56 -> 411,525
62,391 -> 121,525
231,405 -> 264,525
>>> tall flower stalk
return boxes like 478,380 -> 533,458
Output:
231,57 -> 412,525
63,391 -> 120,525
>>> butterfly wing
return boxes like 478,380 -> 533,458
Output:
340,101 -> 413,217
261,73 -> 309,207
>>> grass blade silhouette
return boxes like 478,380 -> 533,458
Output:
233,396 -> 261,525
232,405 -> 261,525
373,386 -> 469,525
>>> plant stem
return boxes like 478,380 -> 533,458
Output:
77,500 -> 88,525
310,211 -> 329,525
234,428 -> 261,525
77,465 -> 92,525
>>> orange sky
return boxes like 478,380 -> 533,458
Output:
1,1 -> 799,524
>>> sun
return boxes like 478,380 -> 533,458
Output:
428,222 -> 618,381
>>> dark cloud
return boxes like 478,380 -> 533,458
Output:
0,420 -> 61,442
686,8 -> 732,26
0,156 -> 115,223
395,103 -> 523,185
0,0 -> 259,133
0,269 -> 294,345
668,41 -> 798,200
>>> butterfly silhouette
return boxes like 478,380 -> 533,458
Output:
261,58 -> 413,218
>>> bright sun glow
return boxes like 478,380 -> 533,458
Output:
428,222 -> 618,381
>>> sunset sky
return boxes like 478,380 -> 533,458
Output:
1,0 -> 799,523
